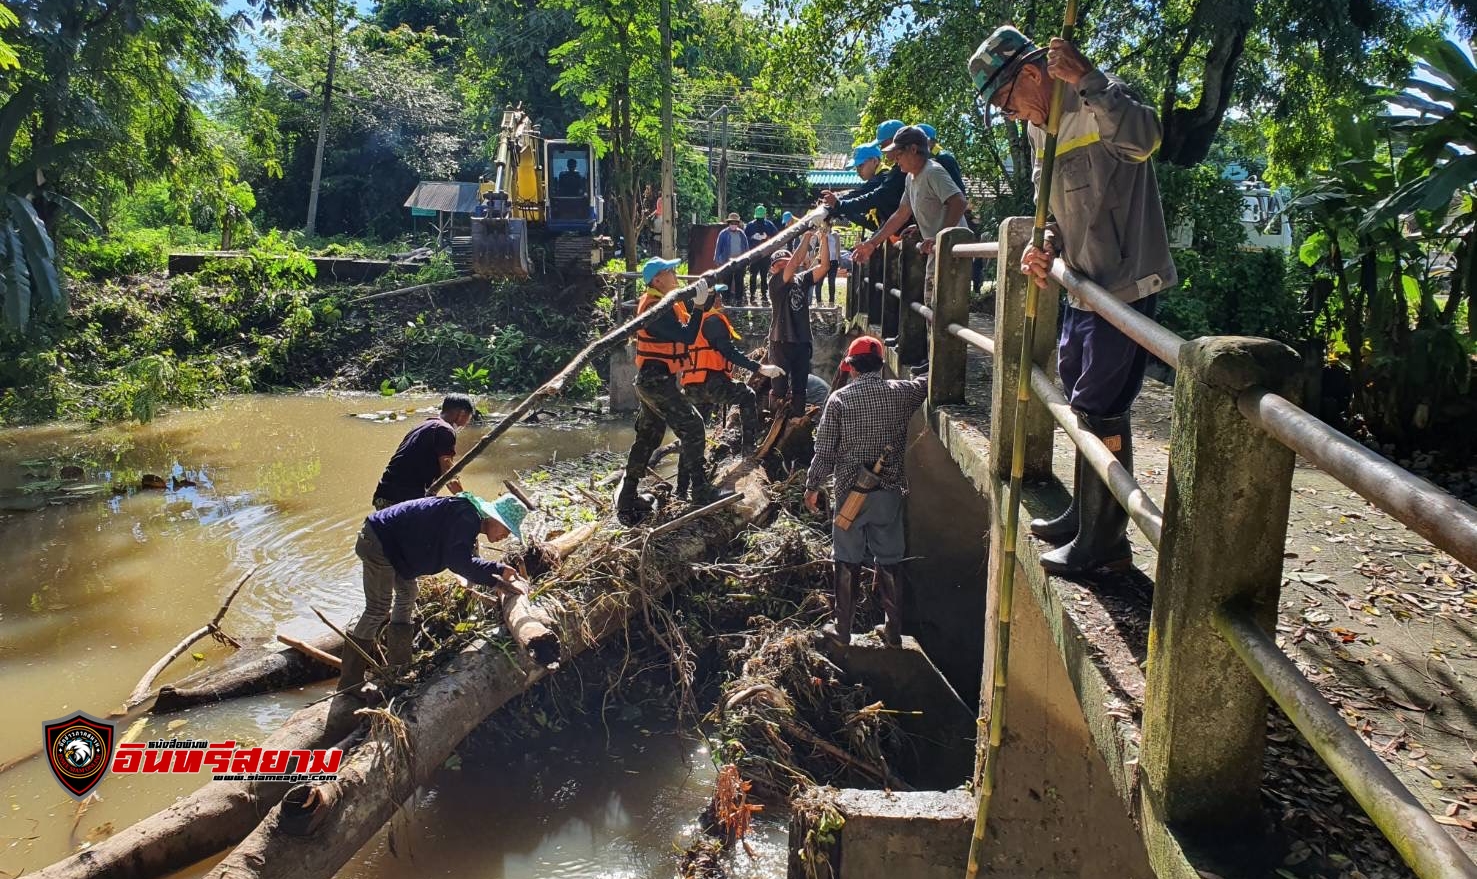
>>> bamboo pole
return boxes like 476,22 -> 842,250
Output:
965,5 -> 1078,875
427,205 -> 832,494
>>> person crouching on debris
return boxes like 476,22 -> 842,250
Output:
371,394 -> 475,509
804,336 -> 926,647
617,257 -> 731,526
340,492 -> 530,696
969,25 -> 1176,576
766,226 -> 830,418
682,284 -> 786,453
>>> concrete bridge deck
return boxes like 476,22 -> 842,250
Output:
925,309 -> 1477,878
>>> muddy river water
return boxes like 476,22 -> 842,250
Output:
0,394 -> 786,878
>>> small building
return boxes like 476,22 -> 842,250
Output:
404,181 -> 483,244
806,152 -> 864,195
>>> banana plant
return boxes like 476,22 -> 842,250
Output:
0,193 -> 63,332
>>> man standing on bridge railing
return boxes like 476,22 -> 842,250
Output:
970,25 -> 1177,577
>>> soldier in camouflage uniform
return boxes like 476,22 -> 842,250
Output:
618,258 -> 731,525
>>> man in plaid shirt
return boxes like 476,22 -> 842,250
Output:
805,336 -> 927,646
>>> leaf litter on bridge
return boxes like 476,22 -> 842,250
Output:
1049,377 -> 1477,878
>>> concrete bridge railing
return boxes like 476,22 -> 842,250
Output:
848,216 -> 1477,879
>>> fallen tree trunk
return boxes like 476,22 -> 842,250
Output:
152,632 -> 345,715
205,462 -> 772,879
30,701 -> 345,879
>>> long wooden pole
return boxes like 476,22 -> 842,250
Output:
965,5 -> 1078,875
427,205 -> 831,494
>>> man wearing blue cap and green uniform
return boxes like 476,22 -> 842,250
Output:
340,490 -> 530,695
617,257 -> 728,525
744,207 -> 779,305
969,25 -> 1177,577
821,120 -> 909,231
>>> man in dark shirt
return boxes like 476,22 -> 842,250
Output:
804,336 -> 926,646
766,226 -> 830,417
372,395 -> 475,508
339,491 -> 529,696
821,120 -> 908,231
556,158 -> 587,198
619,257 -> 726,524
744,207 -> 779,305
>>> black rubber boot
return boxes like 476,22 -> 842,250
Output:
1030,449 -> 1083,545
689,472 -> 735,505
615,471 -> 654,526
873,565 -> 904,647
383,622 -> 415,675
1040,413 -> 1133,577
823,563 -> 857,646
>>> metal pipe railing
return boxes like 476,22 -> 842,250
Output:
1238,388 -> 1477,572
946,322 -> 993,355
1214,604 -> 1477,879
951,242 -> 1000,259
1050,262 -> 1185,367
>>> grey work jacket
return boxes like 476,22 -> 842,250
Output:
1029,70 -> 1177,311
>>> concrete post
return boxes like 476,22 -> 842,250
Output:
846,249 -> 866,321
927,228 -> 973,407
987,217 -> 1058,480
882,245 -> 905,342
897,242 -> 928,365
1141,336 -> 1301,842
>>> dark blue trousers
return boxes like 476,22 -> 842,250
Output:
1056,295 -> 1158,417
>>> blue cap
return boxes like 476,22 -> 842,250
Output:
641,257 -> 681,285
848,143 -> 883,169
918,123 -> 937,142
864,119 -> 906,150
782,211 -> 794,224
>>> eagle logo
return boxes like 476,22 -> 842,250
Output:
44,713 -> 115,800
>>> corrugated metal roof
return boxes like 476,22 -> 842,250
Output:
404,181 -> 482,214
811,152 -> 852,171
807,170 -> 864,188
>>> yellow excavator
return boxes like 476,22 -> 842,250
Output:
412,108 -> 606,280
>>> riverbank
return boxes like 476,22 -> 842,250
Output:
0,258 -> 607,427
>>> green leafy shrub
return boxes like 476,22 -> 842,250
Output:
1156,164 -> 1301,343
568,365 -> 603,400
70,229 -> 169,278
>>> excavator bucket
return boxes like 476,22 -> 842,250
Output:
471,216 -> 532,279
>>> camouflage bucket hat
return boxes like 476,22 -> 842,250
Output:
968,25 -> 1039,106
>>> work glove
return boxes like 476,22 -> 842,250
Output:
691,278 -> 713,308
758,364 -> 785,378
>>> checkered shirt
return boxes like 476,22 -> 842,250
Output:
806,371 -> 927,501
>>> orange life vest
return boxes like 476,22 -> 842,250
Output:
681,310 -> 742,386
634,292 -> 691,373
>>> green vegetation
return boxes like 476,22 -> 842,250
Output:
0,0 -> 1473,452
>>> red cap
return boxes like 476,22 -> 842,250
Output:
841,336 -> 885,373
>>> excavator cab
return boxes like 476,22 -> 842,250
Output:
438,108 -> 606,280
545,141 -> 600,232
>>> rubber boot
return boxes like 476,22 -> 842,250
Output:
383,622 -> 415,675
1040,413 -> 1133,577
1030,449 -> 1083,545
332,635 -> 381,726
675,467 -> 691,501
689,470 -> 735,505
873,565 -> 904,647
615,470 -> 654,526
823,563 -> 857,646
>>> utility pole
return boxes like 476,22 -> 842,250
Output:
658,0 -> 675,258
717,105 -> 729,221
305,6 -> 338,238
